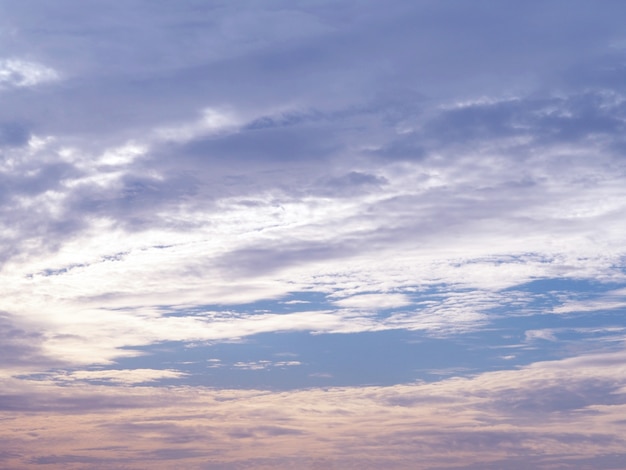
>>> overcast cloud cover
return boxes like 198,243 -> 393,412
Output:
2,1 -> 626,468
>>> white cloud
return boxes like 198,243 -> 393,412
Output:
0,58 -> 59,88
332,293 -> 413,310
232,360 -> 301,370
525,329 -> 558,342
153,108 -> 240,142
1,141 -> 624,367
0,1 -> 625,399
553,287 -> 626,314
97,142 -> 147,166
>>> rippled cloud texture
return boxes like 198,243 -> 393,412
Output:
2,1 -> 626,468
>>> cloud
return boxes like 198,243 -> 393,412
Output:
333,293 -> 413,310
525,329 -> 558,342
553,287 -> 626,313
0,312 -> 60,375
0,59 -> 59,88
39,368 -> 188,385
1,2 -> 626,467
231,361 -> 301,371
2,349 -> 626,468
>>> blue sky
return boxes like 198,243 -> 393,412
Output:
2,1 -> 626,468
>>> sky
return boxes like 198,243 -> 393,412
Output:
2,1 -> 626,468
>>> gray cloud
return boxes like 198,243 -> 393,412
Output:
0,0 -> 620,140
491,379 -> 626,415
0,313 -> 58,371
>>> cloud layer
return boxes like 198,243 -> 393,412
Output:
1,1 -> 626,468
3,350 -> 626,469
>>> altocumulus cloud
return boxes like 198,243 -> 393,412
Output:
1,1 -> 626,468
